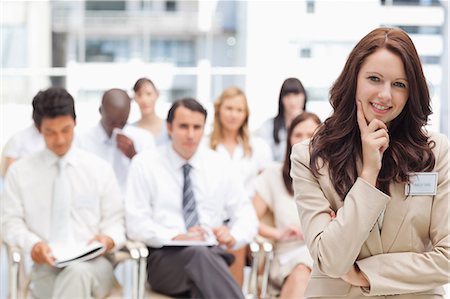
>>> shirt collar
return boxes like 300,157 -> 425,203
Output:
95,122 -> 112,144
166,143 -> 202,171
42,145 -> 77,168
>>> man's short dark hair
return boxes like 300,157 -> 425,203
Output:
167,98 -> 207,124
32,87 -> 76,128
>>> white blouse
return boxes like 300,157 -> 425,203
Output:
212,136 -> 272,198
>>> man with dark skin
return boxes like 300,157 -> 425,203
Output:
100,89 -> 138,159
78,88 -> 155,192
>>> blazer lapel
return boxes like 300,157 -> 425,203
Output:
381,182 -> 411,252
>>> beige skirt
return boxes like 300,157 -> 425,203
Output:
269,241 -> 313,289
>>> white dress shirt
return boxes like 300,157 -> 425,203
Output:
77,123 -> 155,192
213,136 -> 272,198
3,124 -> 45,159
2,146 -> 125,254
125,144 -> 258,249
258,118 -> 287,162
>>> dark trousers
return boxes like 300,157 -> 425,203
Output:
147,246 -> 244,299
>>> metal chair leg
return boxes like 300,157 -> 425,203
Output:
245,241 -> 260,299
260,241 -> 273,299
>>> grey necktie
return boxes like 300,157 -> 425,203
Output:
182,163 -> 199,230
50,159 -> 71,243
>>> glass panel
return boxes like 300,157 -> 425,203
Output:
1,26 -> 27,68
210,75 -> 246,102
210,1 -> 245,67
150,39 -> 196,66
85,1 -> 126,11
420,56 -> 441,64
398,25 -> 442,34
392,0 -> 440,6
211,34 -> 244,67
85,39 -> 130,62
165,1 -> 177,12
168,75 -> 198,102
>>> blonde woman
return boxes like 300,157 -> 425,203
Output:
210,86 -> 272,286
210,86 -> 272,198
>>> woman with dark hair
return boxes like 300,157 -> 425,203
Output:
291,27 -> 449,298
133,77 -> 169,145
259,77 -> 307,161
253,112 -> 320,299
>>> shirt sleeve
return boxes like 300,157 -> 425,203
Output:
223,166 -> 258,249
2,135 -> 21,159
2,164 -> 42,254
125,153 -> 180,247
356,133 -> 450,295
290,142 -> 390,278
98,163 -> 126,251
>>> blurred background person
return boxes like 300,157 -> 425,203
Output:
1,124 -> 45,177
258,78 -> 308,161
126,98 -> 258,299
77,88 -> 155,193
210,86 -> 272,198
209,86 -> 272,286
133,78 -> 169,145
253,112 -> 321,299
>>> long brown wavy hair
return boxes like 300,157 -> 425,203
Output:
283,112 -> 321,195
310,27 -> 435,198
210,86 -> 252,156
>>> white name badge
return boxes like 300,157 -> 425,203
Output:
405,172 -> 438,196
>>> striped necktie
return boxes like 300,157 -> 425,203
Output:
182,163 -> 199,229
50,159 -> 71,243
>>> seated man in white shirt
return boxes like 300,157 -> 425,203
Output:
2,87 -> 125,299
77,88 -> 155,192
1,124 -> 45,176
126,98 -> 258,299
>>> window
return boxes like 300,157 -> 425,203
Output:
306,0 -> 315,13
85,1 -> 126,11
165,1 -> 177,12
391,0 -> 440,6
150,39 -> 195,66
398,25 -> 442,34
85,39 -> 130,62
420,55 -> 440,64
299,48 -> 312,58
1,26 -> 27,68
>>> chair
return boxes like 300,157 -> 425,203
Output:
250,210 -> 277,299
5,240 -> 148,299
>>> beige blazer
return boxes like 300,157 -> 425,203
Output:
291,131 -> 449,298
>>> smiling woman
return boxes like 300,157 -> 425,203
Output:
290,27 -> 449,299
356,48 -> 409,126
